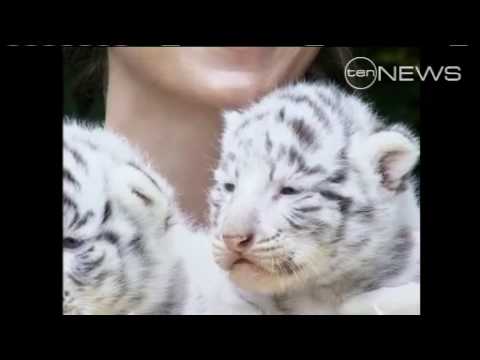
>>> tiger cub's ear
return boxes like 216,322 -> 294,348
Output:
364,125 -> 419,192
109,162 -> 175,231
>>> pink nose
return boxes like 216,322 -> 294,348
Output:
222,233 -> 254,253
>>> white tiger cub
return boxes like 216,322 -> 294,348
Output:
209,81 -> 420,314
63,120 -> 259,315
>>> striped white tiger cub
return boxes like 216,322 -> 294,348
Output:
63,120 -> 260,315
209,81 -> 420,314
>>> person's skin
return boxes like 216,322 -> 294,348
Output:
105,47 -> 319,225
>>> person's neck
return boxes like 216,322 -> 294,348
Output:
105,56 -> 223,226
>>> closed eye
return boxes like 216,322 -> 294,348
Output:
280,186 -> 300,195
63,237 -> 84,250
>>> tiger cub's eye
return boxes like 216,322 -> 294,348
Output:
280,187 -> 300,195
63,237 -> 84,249
224,183 -> 235,192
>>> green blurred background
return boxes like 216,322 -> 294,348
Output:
63,47 -> 420,133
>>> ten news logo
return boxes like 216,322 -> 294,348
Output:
344,56 -> 462,90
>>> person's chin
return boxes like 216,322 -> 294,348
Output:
202,70 -> 278,110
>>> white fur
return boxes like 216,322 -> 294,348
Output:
63,120 -> 257,315
209,81 -> 420,314
64,78 -> 421,315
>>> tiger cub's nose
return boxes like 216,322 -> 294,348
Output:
222,233 -> 255,253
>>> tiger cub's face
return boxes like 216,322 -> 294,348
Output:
63,124 -> 176,315
209,82 -> 419,295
